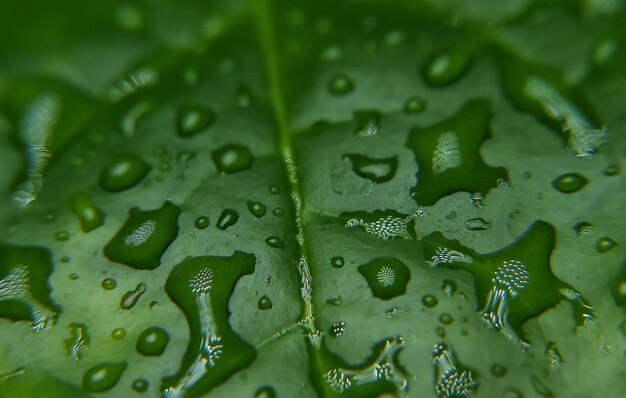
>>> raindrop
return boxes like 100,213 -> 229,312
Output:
353,110 -> 381,137
255,386 -> 277,398
574,221 -> 592,237
596,237 -> 618,253
248,201 -> 267,218
121,282 -> 147,310
551,173 -> 588,193
442,280 -> 457,296
269,185 -> 280,194
422,294 -> 438,308
99,154 -> 151,192
82,362 -> 127,392
439,313 -> 454,325
358,257 -> 410,300
217,209 -> 239,230
132,379 -> 149,393
101,278 -> 117,290
328,74 -> 354,95
265,237 -> 284,248
258,295 -> 273,310
177,105 -> 215,137
272,207 -> 284,216
465,217 -> 491,231
69,273 -> 80,280
404,96 -> 427,114
136,326 -> 169,356
212,144 -> 253,173
345,154 -> 398,183
490,364 -> 508,378
603,164 -> 619,176
43,212 -> 56,222
331,256 -> 345,268
55,231 -> 69,241
70,194 -> 105,232
435,326 -> 446,338
422,50 -> 471,86
195,216 -> 210,229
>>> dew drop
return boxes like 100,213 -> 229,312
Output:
43,212 -> 56,222
212,144 -> 253,173
265,237 -> 284,248
574,221 -> 593,237
328,74 -> 354,95
345,154 -> 398,183
439,313 -> 454,325
331,256 -> 345,268
101,278 -> 117,290
82,362 -> 127,392
99,154 -> 151,192
490,364 -> 508,378
121,282 -> 147,310
272,207 -> 284,216
421,294 -> 438,308
255,386 -> 277,398
353,110 -> 381,137
70,194 -> 105,232
435,326 -> 446,338
551,173 -> 588,193
136,326 -> 169,356
404,96 -> 427,114
69,273 -> 80,280
217,209 -> 239,230
177,105 -> 215,137
464,217 -> 491,231
60,256 -> 71,263
248,201 -> 267,218
596,237 -> 618,253
258,295 -> 273,310
195,216 -> 210,229
132,378 -> 149,393
55,231 -> 69,241
603,164 -> 619,176
422,50 -> 471,86
269,185 -> 280,194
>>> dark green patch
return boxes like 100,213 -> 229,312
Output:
357,257 -> 410,300
136,326 -> 170,356
551,173 -> 588,193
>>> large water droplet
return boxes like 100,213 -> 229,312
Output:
136,326 -> 169,356
195,216 -> 209,229
551,173 -> 588,193
217,209 -> 239,230
101,278 -> 117,290
212,144 -> 253,173
358,257 -> 410,300
422,50 -> 471,86
99,154 -> 151,192
70,194 -> 105,232
464,217 -> 491,231
82,362 -> 127,392
104,201 -> 180,270
422,294 -> 438,308
345,154 -> 398,183
177,105 -> 215,137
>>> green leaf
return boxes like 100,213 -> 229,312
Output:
1,1 -> 625,397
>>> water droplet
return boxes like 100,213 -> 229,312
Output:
422,50 -> 471,86
603,164 -> 619,176
101,278 -> 117,290
60,256 -> 71,263
217,209 -> 239,230
345,154 -> 398,183
597,236 -> 618,253
331,256 -> 345,268
490,364 -> 508,378
82,362 -> 127,392
132,378 -> 149,392
435,326 -> 446,338
121,282 -> 147,310
247,201 -> 267,218
258,295 -> 272,310
353,110 -> 381,137
329,321 -> 346,337
43,212 -> 56,222
465,217 -> 491,231
195,216 -> 210,229
442,280 -> 457,296
69,273 -> 80,280
328,74 -> 354,95
269,185 -> 280,194
236,84 -> 253,107
272,207 -> 284,216
422,294 -> 438,308
551,173 -> 588,193
99,154 -> 151,192
177,105 -> 215,137
439,313 -> 454,325
404,96 -> 427,114
327,296 -> 342,306
574,221 -> 593,237
64,322 -> 89,361
55,231 -> 69,241
255,386 -> 277,398
265,237 -> 284,248
358,257 -> 410,300
136,326 -> 169,356
70,194 -> 105,232
212,144 -> 253,173
104,201 -> 180,270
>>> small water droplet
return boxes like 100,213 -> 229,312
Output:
99,154 -> 151,192
43,212 -> 56,222
177,105 -> 215,137
327,296 -> 342,306
255,386 -> 277,398
502,388 -> 523,398
422,294 -> 438,308
465,217 -> 491,231
101,278 -> 117,290
551,173 -> 588,193
328,74 -> 354,95
258,295 -> 273,310
132,378 -> 149,392
422,50 -> 470,87
265,237 -> 284,248
596,237 -> 618,253
404,96 -> 427,114
272,207 -> 284,216
442,280 -> 457,296
212,144 -> 253,173
439,313 -> 454,325
345,154 -> 398,183
217,209 -> 239,230
60,256 -> 71,263
353,110 -> 381,137
195,216 -> 210,229
69,273 -> 80,280
136,326 -> 169,356
269,185 -> 280,194
55,231 -> 69,241
603,164 -> 619,176
82,362 -> 127,392
331,256 -> 345,268
70,194 -> 105,232
435,326 -> 446,338
248,201 -> 267,218
573,221 -> 592,237
490,364 -> 508,378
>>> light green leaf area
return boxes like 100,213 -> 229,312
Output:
0,1 -> 625,397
